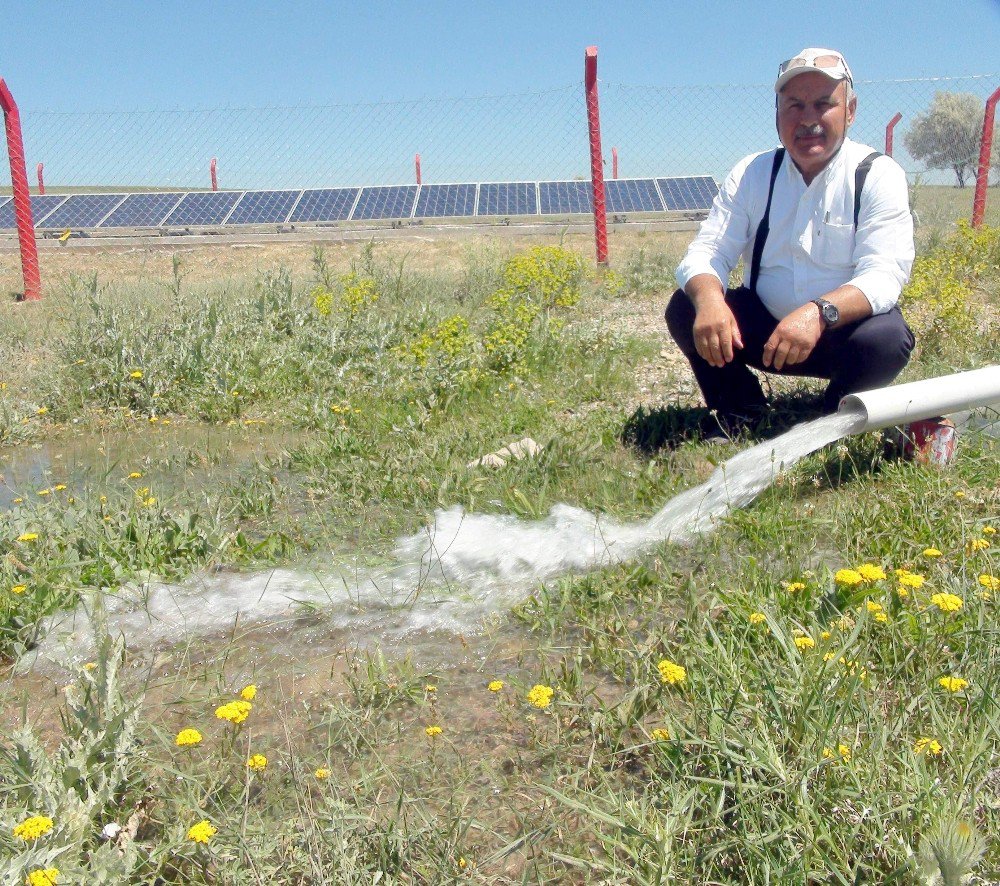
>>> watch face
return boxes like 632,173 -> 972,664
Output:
816,300 -> 839,325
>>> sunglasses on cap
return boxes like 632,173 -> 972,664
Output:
775,50 -> 853,92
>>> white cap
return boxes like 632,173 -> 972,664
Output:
775,48 -> 853,93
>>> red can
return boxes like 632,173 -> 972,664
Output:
904,417 -> 957,466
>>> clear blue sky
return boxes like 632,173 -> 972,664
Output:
2,1 -> 997,109
1,2 -> 998,189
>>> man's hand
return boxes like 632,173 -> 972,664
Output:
762,302 -> 823,370
693,300 -> 744,367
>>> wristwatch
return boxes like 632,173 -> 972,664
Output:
812,298 -> 839,329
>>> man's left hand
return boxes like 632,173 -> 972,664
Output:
762,303 -> 823,371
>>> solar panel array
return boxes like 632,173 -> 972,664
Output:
0,177 -> 717,231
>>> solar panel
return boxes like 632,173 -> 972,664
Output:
100,193 -> 184,228
656,176 -> 718,211
289,188 -> 359,223
351,185 -> 418,220
538,181 -> 592,215
476,182 -> 538,216
38,194 -> 129,229
0,195 -> 69,229
226,190 -> 302,225
413,183 -> 477,218
605,179 -> 665,213
163,191 -> 243,226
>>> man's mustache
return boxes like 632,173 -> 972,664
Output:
796,124 -> 825,138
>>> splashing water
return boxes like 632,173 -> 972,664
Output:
23,408 -> 866,672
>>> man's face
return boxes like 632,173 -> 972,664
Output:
776,72 -> 856,182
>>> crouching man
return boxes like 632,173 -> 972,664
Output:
666,48 -> 915,437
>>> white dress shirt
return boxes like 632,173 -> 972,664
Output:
676,137 -> 914,319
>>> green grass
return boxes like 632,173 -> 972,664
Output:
0,221 -> 998,883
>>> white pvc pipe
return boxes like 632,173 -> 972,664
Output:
839,365 -> 1000,432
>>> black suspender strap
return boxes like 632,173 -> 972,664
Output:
854,151 -> 882,227
749,148 -> 785,295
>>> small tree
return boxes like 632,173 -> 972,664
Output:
903,91 -> 995,188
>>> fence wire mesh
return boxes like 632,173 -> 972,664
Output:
1,73 -> 998,236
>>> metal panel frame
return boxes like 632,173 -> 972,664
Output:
225,188 -> 303,225
99,192 -> 185,228
36,193 -> 130,229
412,182 -> 478,218
475,181 -> 540,216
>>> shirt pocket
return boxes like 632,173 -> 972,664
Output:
815,221 -> 855,268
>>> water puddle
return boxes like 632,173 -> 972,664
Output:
0,420 -> 304,510
20,409 -> 866,674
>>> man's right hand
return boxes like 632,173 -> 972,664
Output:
693,301 -> 743,366
686,276 -> 744,367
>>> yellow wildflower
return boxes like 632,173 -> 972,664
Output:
865,600 -> 889,623
922,548 -> 943,558
748,611 -> 767,625
895,569 -> 926,588
425,725 -> 443,737
527,684 -> 555,707
487,680 -> 504,692
11,584 -> 27,595
247,754 -> 268,772
240,684 -> 257,701
425,684 -> 437,693
979,575 -> 1000,592
12,497 -> 22,504
930,592 -> 964,613
794,636 -> 816,651
129,370 -> 143,379
175,728 -> 203,747
53,484 -> 66,491
967,538 -> 990,553
822,744 -> 852,762
913,737 -> 943,756
37,489 -> 50,497
857,563 -> 886,582
656,659 -> 687,685
954,490 -> 966,499
314,767 -> 331,780
214,700 -> 252,724
13,815 -> 54,841
783,581 -> 806,593
938,676 -> 969,693
36,406 -> 48,415
128,471 -> 143,479
651,728 -> 670,741
983,526 -> 996,536
820,630 -> 831,640
834,569 -> 864,586
186,820 -> 216,843
25,869 -> 60,886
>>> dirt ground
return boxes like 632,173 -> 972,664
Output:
0,223 -> 695,291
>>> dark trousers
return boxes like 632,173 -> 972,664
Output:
665,287 -> 915,416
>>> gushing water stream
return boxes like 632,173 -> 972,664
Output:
22,409 -> 866,672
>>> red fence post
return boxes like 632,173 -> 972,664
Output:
884,113 -> 902,157
612,146 -> 619,179
972,86 -> 1000,228
0,78 -> 41,301
36,162 -> 44,194
584,46 -> 608,266
210,157 -> 218,191
415,153 -> 422,185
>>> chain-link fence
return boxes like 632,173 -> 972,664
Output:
2,65 -> 998,296
4,74 -> 998,194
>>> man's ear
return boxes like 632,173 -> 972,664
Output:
846,95 -> 857,128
